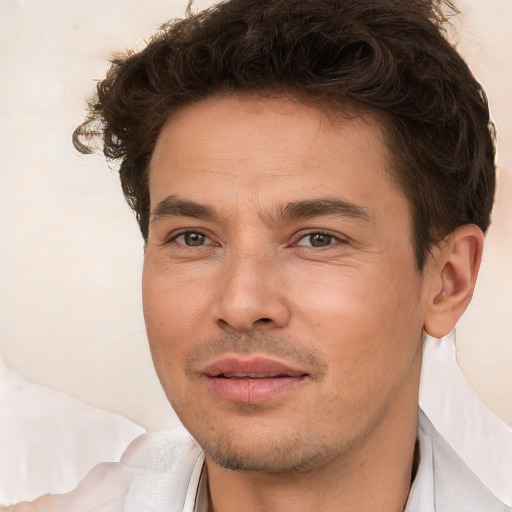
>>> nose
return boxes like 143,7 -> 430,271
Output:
214,252 -> 291,332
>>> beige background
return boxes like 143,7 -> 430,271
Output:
0,0 -> 510,431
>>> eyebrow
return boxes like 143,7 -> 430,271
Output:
272,198 -> 371,223
150,195 -> 371,224
151,195 -> 216,224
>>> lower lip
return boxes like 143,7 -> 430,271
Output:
206,376 -> 306,404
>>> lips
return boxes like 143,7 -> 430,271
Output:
202,356 -> 308,404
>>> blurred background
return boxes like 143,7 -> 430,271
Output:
0,0 -> 510,432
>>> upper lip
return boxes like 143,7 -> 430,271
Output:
202,355 -> 308,378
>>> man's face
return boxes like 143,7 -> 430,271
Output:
143,95 -> 430,473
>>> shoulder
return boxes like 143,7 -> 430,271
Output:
1,462 -> 132,512
3,427 -> 202,512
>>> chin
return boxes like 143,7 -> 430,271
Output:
193,421 -> 341,474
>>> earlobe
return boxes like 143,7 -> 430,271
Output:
424,224 -> 484,339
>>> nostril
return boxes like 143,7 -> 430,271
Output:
258,318 -> 272,323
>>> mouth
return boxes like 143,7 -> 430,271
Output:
201,356 -> 309,404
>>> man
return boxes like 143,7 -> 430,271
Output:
5,0 -> 510,510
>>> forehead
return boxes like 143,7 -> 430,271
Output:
148,94 -> 406,223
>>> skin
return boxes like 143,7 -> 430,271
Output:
142,94 -> 482,512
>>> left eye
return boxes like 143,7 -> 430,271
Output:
296,232 -> 338,248
173,232 -> 211,247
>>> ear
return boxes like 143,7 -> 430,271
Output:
423,224 -> 484,339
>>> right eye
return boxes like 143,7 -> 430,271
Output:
296,232 -> 337,248
172,231 -> 211,247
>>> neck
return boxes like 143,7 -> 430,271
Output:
205,351 -> 422,512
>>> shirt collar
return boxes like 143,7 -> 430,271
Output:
183,452 -> 206,512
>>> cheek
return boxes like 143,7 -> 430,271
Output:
143,257 -> 210,326
293,263 -> 423,365
297,274 -> 424,427
142,264 -> 206,376
142,274 -> 203,413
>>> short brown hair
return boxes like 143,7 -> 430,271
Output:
74,0 -> 496,269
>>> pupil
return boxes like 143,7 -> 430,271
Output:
311,233 -> 331,247
185,233 -> 205,246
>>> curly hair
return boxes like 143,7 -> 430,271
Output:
73,0 -> 496,269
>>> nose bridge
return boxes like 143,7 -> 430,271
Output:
215,244 -> 289,332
